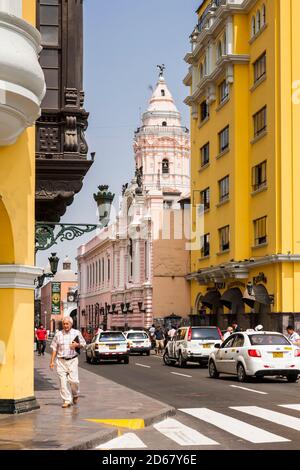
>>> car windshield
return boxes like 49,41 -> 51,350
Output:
249,334 -> 290,346
191,328 -> 221,340
99,333 -> 125,342
127,333 -> 148,339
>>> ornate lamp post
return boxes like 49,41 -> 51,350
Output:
36,253 -> 59,288
35,185 -> 115,252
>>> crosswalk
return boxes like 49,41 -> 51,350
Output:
96,403 -> 300,449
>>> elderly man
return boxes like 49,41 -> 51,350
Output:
50,317 -> 86,408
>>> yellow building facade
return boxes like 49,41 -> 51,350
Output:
185,0 -> 300,331
0,0 -> 45,412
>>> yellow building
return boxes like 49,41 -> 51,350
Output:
0,0 -> 45,413
185,0 -> 300,331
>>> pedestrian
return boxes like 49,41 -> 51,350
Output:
35,323 -> 48,356
149,324 -> 156,349
223,326 -> 233,341
154,326 -> 165,355
49,316 -> 86,408
286,325 -> 300,346
232,321 -> 241,332
168,325 -> 177,341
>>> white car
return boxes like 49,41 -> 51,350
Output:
164,326 -> 223,367
124,330 -> 151,355
86,331 -> 129,364
208,331 -> 300,382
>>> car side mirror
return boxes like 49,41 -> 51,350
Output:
214,344 -> 221,349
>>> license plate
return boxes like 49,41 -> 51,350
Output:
109,345 -> 117,350
273,352 -> 283,358
203,344 -> 211,349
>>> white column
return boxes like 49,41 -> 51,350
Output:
133,239 -> 141,284
119,245 -> 125,289
0,0 -> 22,17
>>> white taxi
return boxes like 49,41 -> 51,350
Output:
124,330 -> 152,355
208,331 -> 300,382
85,331 -> 129,364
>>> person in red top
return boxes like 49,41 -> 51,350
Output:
36,324 -> 48,356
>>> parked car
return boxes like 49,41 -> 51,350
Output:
85,331 -> 129,364
208,330 -> 300,382
124,330 -> 151,355
163,326 -> 223,367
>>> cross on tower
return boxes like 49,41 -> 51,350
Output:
157,64 -> 166,78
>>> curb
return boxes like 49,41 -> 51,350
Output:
64,406 -> 176,450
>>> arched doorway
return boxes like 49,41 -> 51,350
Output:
70,309 -> 77,329
220,288 -> 245,329
0,200 -> 14,263
198,290 -> 224,328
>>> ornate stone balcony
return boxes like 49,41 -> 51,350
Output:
0,8 -> 45,146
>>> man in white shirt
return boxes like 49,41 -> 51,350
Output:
223,326 -> 233,341
286,325 -> 300,346
168,327 -> 177,340
50,316 -> 86,408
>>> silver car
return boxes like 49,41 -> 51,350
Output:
86,331 -> 129,364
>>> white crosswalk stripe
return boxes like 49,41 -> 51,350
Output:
279,404 -> 300,412
96,433 -> 147,449
179,408 -> 289,443
96,404 -> 300,449
153,418 -> 219,446
231,406 -> 300,432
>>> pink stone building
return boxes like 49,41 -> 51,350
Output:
77,72 -> 190,332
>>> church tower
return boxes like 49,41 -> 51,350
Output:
134,67 -> 190,200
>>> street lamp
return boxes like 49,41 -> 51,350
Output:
93,185 -> 115,228
36,253 -> 59,288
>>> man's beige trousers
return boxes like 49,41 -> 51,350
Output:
56,357 -> 79,404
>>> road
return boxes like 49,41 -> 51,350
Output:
79,352 -> 300,450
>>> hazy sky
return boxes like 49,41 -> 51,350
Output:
37,0 -> 198,271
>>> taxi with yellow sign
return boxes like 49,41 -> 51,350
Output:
86,331 -> 129,364
208,330 -> 300,383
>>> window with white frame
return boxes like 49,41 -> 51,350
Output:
219,80 -> 229,104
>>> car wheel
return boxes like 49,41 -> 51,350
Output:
163,351 -> 174,366
237,363 -> 248,382
178,352 -> 187,368
124,356 -> 129,364
86,353 -> 91,364
146,351 -> 150,356
208,360 -> 219,378
287,373 -> 298,383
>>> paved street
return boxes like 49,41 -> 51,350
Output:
78,352 -> 300,450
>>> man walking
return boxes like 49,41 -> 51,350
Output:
286,325 -> 300,346
154,326 -> 165,355
35,323 -> 48,356
50,317 -> 86,408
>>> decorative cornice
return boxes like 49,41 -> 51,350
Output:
187,255 -> 300,284
0,265 -> 43,289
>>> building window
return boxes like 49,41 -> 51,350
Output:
162,159 -> 169,174
219,225 -> 230,252
200,188 -> 210,211
256,10 -> 261,32
219,79 -> 229,104
162,121 -> 167,127
219,176 -> 229,203
254,52 -> 266,84
200,100 -> 209,122
251,16 -> 256,37
217,40 -> 222,60
129,239 -> 133,279
102,258 -> 105,283
254,216 -> 267,246
200,142 -> 210,167
98,260 -> 101,284
252,161 -> 267,191
38,0 -> 61,110
253,106 -> 267,137
108,259 -> 110,281
262,4 -> 266,25
219,126 -> 229,153
201,233 -> 210,258
161,89 -> 165,96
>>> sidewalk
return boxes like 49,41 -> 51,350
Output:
0,353 -> 175,450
